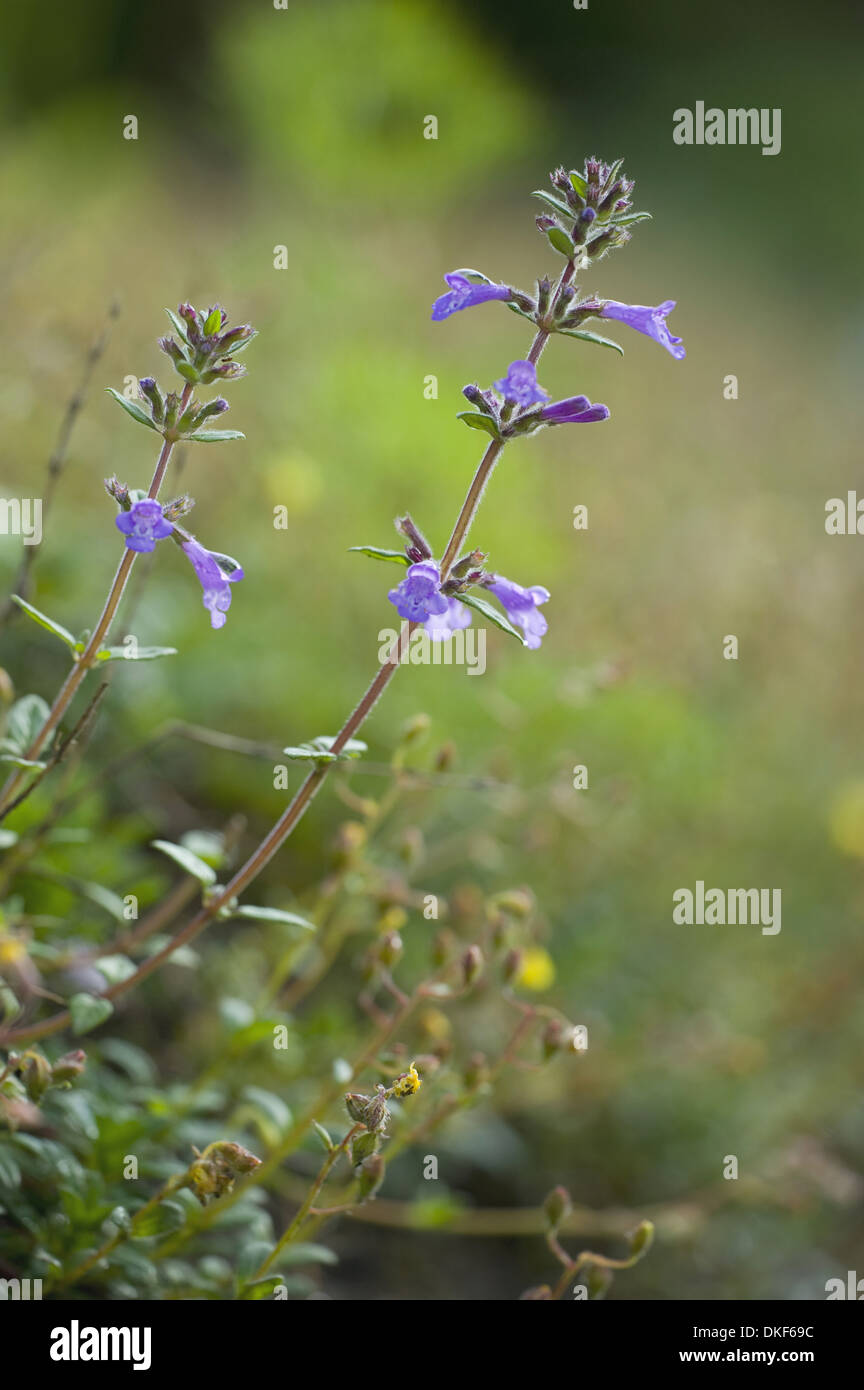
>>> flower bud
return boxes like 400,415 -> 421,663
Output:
536,276 -> 553,318
542,1018 -> 566,1060
187,1140 -> 261,1206
351,1130 -> 379,1166
586,1266 -> 613,1299
217,324 -> 255,354
193,397 -> 230,425
395,516 -> 432,562
158,335 -> 186,368
162,494 -> 195,522
138,376 -> 164,423
345,1092 -> 372,1125
461,945 -> 483,988
432,928 -> 456,967
629,1219 -> 654,1260
501,947 -> 523,984
50,1049 -> 87,1084
490,888 -> 534,919
363,1087 -> 390,1133
399,712 -> 431,745
378,930 -> 403,969
19,1050 -> 52,1103
543,1185 -> 572,1230
434,741 -> 456,772
201,360 -> 247,383
104,475 -> 130,508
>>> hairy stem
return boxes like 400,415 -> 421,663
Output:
0,383 -> 193,818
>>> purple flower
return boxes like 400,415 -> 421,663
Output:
181,537 -> 244,629
599,300 -> 685,359
431,273 -> 511,322
487,575 -> 550,650
540,395 -> 610,424
388,561 -> 450,623
115,498 -> 174,553
494,360 -> 548,407
425,597 -> 472,642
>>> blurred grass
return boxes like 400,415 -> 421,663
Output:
1,0 -> 863,1299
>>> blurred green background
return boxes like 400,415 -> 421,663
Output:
1,0 -> 863,1299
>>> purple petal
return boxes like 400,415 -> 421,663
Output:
599,299 -> 685,360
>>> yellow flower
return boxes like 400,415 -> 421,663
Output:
391,1061 -> 422,1097
515,945 -> 556,992
829,781 -> 864,859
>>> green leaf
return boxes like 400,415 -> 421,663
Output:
132,1199 -> 186,1239
230,906 -> 316,931
547,226 -> 575,258
151,839 -> 217,886
164,308 -> 189,341
459,591 -> 524,643
105,387 -> 158,431
180,830 -> 226,868
79,881 -> 127,920
531,189 -> 576,219
0,754 -> 47,769
456,411 -> 501,440
348,546 -> 410,565
282,736 -> 367,765
10,596 -> 77,650
203,308 -> 222,334
613,210 -> 652,227
557,328 -> 624,355
570,170 -> 588,197
97,645 -> 178,662
275,1243 -> 338,1268
108,1205 -> 132,1233
94,954 -> 137,987
237,1086 -> 292,1140
185,429 -> 245,443
600,157 -> 625,194
69,992 -> 114,1035
2,692 -> 51,750
241,1276 -> 286,1300
0,1145 -> 22,1190
0,829 -> 18,848
175,361 -> 200,384
236,1240 -> 273,1281
2,693 -> 51,755
312,1121 -> 333,1152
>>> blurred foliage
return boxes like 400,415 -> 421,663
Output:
1,0 -> 863,1300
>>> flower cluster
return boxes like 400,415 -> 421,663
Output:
111,496 -> 244,630
158,303 -> 257,388
103,303 -> 253,631
387,556 -> 550,650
